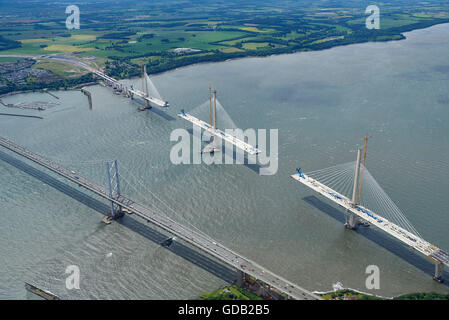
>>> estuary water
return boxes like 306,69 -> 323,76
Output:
1,23 -> 449,299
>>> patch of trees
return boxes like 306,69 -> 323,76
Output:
394,292 -> 449,300
104,60 -> 140,79
137,33 -> 154,42
0,35 -> 21,51
134,22 -> 187,28
0,73 -> 95,94
99,31 -> 136,40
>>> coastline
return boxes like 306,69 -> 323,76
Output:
0,81 -> 98,99
140,20 -> 449,77
1,20 -> 449,97
313,287 -> 393,300
201,285 -> 449,300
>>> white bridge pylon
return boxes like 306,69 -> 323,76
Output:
291,149 -> 449,282
177,88 -> 261,156
93,66 -> 169,108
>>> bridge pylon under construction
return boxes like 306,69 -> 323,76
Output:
291,136 -> 449,283
92,65 -> 169,109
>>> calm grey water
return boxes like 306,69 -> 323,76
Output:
1,23 -> 449,299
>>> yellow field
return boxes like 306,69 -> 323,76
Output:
43,45 -> 94,52
70,35 -> 97,41
20,38 -> 50,43
239,27 -> 274,33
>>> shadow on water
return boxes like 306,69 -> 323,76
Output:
145,107 -> 176,121
0,150 -> 236,284
303,195 -> 449,286
133,98 -> 175,121
184,129 -> 264,174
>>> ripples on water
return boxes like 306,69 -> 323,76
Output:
1,24 -> 449,299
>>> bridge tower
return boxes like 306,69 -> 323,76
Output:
202,88 -> 220,154
434,262 -> 444,283
357,134 -> 371,205
105,160 -> 123,220
213,89 -> 217,129
209,86 -> 213,126
142,65 -> 150,108
346,148 -> 362,229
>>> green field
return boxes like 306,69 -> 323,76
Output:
1,0 -> 449,86
200,285 -> 262,300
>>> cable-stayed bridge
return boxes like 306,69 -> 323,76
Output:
178,110 -> 261,155
92,66 -> 169,108
47,55 -> 169,108
291,147 -> 448,282
0,135 -> 319,300
178,87 -> 261,155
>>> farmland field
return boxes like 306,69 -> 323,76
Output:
1,0 -> 449,90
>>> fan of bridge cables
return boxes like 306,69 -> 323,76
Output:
305,162 -> 422,238
115,163 -> 220,244
189,98 -> 238,131
144,73 -> 164,102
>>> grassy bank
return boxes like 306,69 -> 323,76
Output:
201,286 -> 449,300
319,289 -> 449,300
200,285 -> 262,300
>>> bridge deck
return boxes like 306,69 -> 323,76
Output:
92,71 -> 168,108
128,88 -> 168,107
178,111 -> 261,155
291,172 -> 449,267
0,135 -> 318,300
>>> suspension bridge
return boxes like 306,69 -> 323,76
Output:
0,135 -> 319,300
291,136 -> 448,282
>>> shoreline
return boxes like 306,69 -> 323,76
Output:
201,285 -> 449,300
0,81 -> 98,99
313,287 -> 393,300
137,20 -> 449,78
1,21 -> 449,95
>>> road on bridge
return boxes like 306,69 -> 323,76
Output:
0,136 -> 320,300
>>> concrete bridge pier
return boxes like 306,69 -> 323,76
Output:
434,262 -> 444,283
345,211 -> 358,230
236,270 -> 246,287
